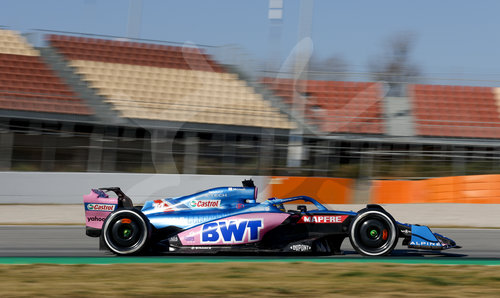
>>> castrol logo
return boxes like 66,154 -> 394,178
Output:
87,203 -> 116,211
190,200 -> 221,208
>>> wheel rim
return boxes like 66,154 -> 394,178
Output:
103,211 -> 148,254
110,219 -> 140,247
350,211 -> 396,256
358,218 -> 389,250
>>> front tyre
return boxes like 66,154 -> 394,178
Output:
349,208 -> 398,256
101,208 -> 150,255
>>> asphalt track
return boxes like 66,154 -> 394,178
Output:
0,226 -> 499,263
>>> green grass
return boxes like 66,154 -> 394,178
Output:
0,263 -> 500,297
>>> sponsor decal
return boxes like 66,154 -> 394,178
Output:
410,241 -> 442,247
298,215 -> 348,224
86,203 -> 116,211
201,219 -> 263,244
290,244 -> 311,252
169,236 -> 179,241
400,229 -> 411,235
190,246 -> 212,250
190,200 -> 221,208
208,191 -> 228,198
153,200 -> 177,212
92,189 -> 108,198
87,216 -> 105,222
183,235 -> 195,242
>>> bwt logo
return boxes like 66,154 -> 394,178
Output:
201,219 -> 263,243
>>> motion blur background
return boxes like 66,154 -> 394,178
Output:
0,0 -> 499,204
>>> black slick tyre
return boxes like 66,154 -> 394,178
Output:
349,208 -> 398,256
101,208 -> 150,255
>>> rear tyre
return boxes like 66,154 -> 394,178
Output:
101,208 -> 150,255
349,208 -> 398,256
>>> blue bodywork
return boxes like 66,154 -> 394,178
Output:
142,187 -> 257,213
411,225 -> 440,247
141,187 -> 259,229
397,222 -> 457,250
137,187 -> 457,251
86,182 -> 460,255
141,189 -> 356,230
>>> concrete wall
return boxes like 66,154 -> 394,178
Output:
0,172 -> 270,204
2,172 -> 500,227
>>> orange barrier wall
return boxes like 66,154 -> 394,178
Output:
370,180 -> 426,204
371,174 -> 500,204
268,176 -> 354,204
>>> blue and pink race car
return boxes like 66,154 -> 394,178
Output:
83,179 -> 459,256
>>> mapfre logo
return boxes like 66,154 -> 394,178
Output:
298,215 -> 348,224
86,203 -> 115,211
190,200 -> 221,208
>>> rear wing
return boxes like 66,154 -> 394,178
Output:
98,187 -> 133,208
83,187 -> 133,237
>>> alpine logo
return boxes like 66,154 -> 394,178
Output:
190,200 -> 221,208
298,215 -> 348,224
410,241 -> 442,247
201,219 -> 263,243
86,203 -> 116,211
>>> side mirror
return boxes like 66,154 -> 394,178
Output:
297,205 -> 307,212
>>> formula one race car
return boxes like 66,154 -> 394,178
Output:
83,180 -> 459,256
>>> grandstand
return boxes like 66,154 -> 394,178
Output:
0,28 -> 498,178
260,78 -> 500,139
410,84 -> 500,139
48,35 -> 294,130
0,30 -> 92,116
260,78 -> 384,134
0,29 -> 300,174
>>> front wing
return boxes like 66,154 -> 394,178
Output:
398,223 -> 459,250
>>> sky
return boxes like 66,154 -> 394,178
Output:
2,0 -> 500,84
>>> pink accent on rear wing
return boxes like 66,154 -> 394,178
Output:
83,190 -> 118,229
